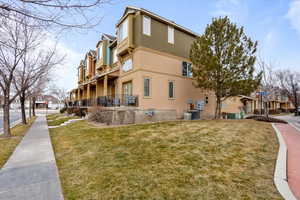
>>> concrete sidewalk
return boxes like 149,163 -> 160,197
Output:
0,116 -> 64,200
275,123 -> 300,199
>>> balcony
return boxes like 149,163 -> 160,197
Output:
69,94 -> 139,108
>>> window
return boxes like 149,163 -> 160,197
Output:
113,49 -> 118,63
118,18 -> 128,42
143,16 -> 151,36
122,59 -> 132,72
168,81 -> 174,98
98,44 -> 102,60
168,26 -> 174,44
122,81 -> 132,96
86,58 -> 90,74
182,62 -> 193,77
144,78 -> 150,97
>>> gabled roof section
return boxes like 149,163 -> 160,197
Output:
102,33 -> 116,41
87,50 -> 96,58
96,33 -> 117,47
117,6 -> 200,37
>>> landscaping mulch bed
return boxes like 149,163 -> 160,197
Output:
246,115 -> 287,124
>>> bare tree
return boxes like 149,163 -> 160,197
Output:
277,70 -> 300,116
257,59 -> 279,116
0,0 -> 114,29
50,85 -> 69,109
27,76 -> 50,117
0,14 -> 34,137
14,41 -> 64,124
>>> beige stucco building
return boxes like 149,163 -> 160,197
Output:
221,94 -> 294,116
69,6 -> 216,119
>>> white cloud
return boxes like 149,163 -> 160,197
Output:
286,0 -> 300,37
41,33 -> 81,91
211,0 -> 248,23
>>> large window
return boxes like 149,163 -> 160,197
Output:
122,81 -> 132,96
97,44 -> 102,60
144,78 -> 150,97
168,81 -> 174,98
118,18 -> 128,42
182,61 -> 193,77
86,57 -> 90,74
112,49 -> 118,63
168,26 -> 174,44
122,59 -> 132,72
143,16 -> 151,36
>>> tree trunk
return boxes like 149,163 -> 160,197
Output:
2,99 -> 11,137
29,98 -> 32,118
215,95 -> 221,119
32,97 -> 36,117
19,93 -> 27,124
265,101 -> 269,118
294,90 -> 299,116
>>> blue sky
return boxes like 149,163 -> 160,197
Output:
53,0 -> 300,90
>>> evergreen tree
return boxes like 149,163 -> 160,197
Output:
190,17 -> 262,119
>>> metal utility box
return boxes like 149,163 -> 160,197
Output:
196,100 -> 205,111
188,110 -> 200,120
184,112 -> 192,120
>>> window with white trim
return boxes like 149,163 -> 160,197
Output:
98,44 -> 103,60
168,26 -> 174,44
122,59 -> 132,72
86,57 -> 90,74
118,18 -> 128,42
182,61 -> 193,78
143,16 -> 151,36
168,81 -> 175,98
112,49 -> 118,63
144,78 -> 150,97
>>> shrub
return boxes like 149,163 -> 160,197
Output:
73,108 -> 86,118
88,107 -> 113,125
60,107 -> 67,114
66,107 -> 74,115
245,115 -> 287,124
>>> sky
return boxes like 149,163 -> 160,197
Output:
51,0 -> 300,91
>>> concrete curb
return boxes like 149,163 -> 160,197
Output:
272,123 -> 297,200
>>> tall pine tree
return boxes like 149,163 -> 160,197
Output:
190,17 -> 262,119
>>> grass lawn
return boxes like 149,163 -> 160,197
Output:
47,114 -> 79,126
0,117 -> 36,168
50,120 -> 282,200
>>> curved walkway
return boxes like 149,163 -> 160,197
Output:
0,116 -> 64,200
274,117 -> 300,200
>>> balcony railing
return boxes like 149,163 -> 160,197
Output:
68,94 -> 139,107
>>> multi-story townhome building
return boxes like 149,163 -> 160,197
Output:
69,6 -> 218,119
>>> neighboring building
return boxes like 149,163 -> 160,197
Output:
33,95 -> 62,109
221,95 -> 257,116
69,6 -> 216,119
221,93 -> 295,117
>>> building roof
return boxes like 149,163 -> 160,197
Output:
117,6 -> 200,37
238,95 -> 256,101
102,33 -> 116,41
96,33 -> 117,47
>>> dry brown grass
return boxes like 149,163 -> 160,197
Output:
47,114 -> 79,126
50,119 -> 282,200
0,117 -> 36,168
